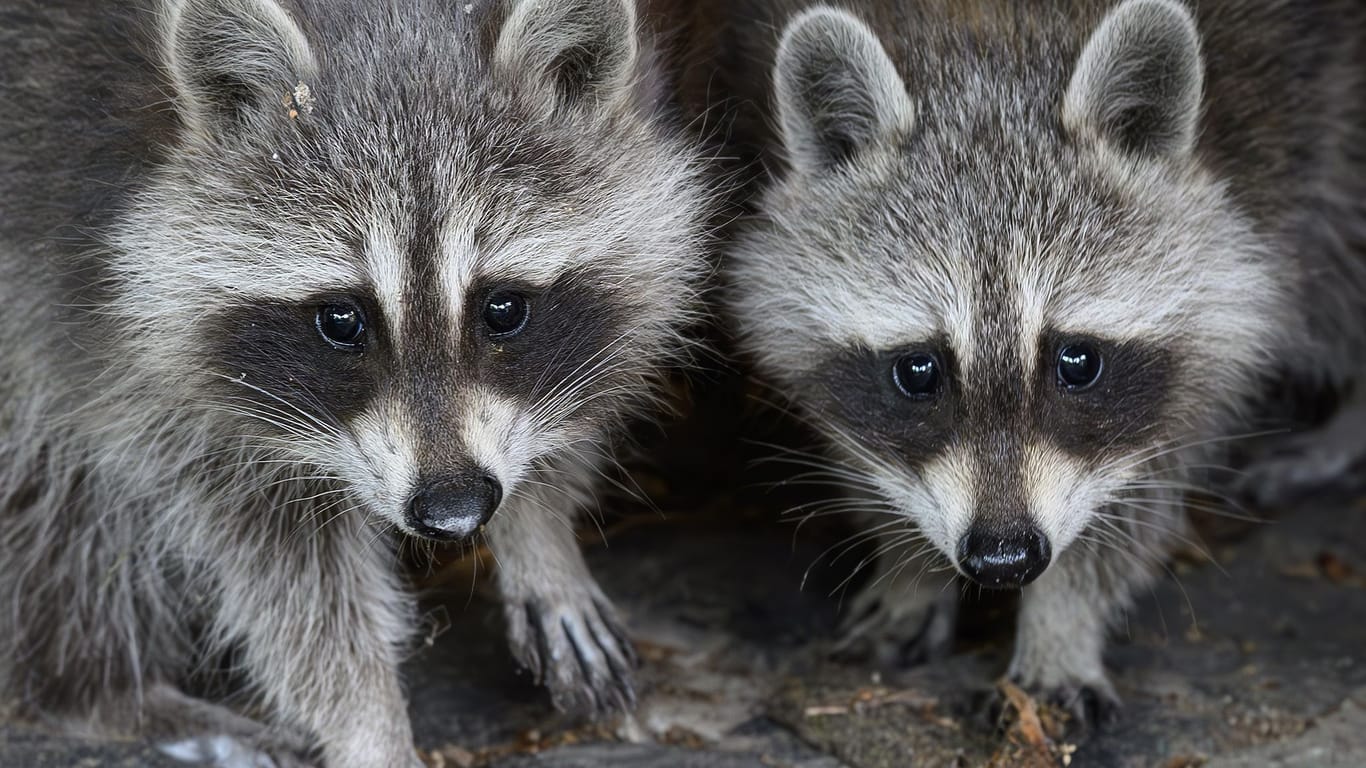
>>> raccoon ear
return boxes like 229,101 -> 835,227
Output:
773,7 -> 914,172
1064,0 -> 1203,160
494,0 -> 640,109
163,0 -> 317,138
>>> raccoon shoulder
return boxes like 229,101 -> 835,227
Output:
0,1 -> 174,244
1196,0 -> 1366,227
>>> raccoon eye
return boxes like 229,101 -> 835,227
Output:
316,303 -> 365,350
1057,342 -> 1103,390
483,291 -> 530,337
892,352 -> 942,400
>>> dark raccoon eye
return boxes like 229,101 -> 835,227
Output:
316,303 -> 365,350
892,352 -> 941,400
483,291 -> 529,337
1057,342 -> 1103,390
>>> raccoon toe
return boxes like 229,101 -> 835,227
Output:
1238,401 -> 1366,507
1239,436 -> 1362,507
134,684 -> 317,768
1066,684 -> 1123,730
157,734 -> 317,768
830,598 -> 950,664
833,595 -> 954,668
975,677 -> 1120,737
512,598 -> 638,716
1028,679 -> 1121,734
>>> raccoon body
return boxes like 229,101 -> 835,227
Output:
0,0 -> 709,764
674,0 -> 1365,721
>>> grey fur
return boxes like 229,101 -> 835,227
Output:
0,0 -> 710,764
675,0 -> 1365,723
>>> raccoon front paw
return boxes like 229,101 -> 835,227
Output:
506,595 -> 638,715
1237,428 -> 1365,507
157,734 -> 318,768
980,675 -> 1120,734
832,579 -> 956,667
1038,679 -> 1120,731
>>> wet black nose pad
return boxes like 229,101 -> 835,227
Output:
406,473 -> 502,542
956,523 -> 1052,588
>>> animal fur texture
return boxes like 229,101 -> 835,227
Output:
0,0 -> 710,764
666,0 -> 1366,724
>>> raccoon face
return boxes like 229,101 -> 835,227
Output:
110,0 -> 705,540
733,2 -> 1281,586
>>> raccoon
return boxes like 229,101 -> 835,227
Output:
679,0 -> 1365,723
0,0 -> 709,764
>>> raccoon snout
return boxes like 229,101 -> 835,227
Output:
956,523 -> 1051,589
405,472 -> 503,541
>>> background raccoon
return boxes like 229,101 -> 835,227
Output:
668,0 -> 1366,724
0,0 -> 709,764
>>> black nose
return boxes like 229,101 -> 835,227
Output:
406,472 -> 502,541
956,522 -> 1051,588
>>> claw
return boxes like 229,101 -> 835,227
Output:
508,593 -> 639,717
833,596 -> 954,667
567,614 -> 620,713
973,676 -> 1121,739
523,601 -> 552,682
590,618 -> 636,707
594,598 -> 640,667
1058,685 -> 1122,730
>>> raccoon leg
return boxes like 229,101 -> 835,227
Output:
490,464 -> 637,715
198,514 -> 419,768
832,540 -> 957,667
1240,385 -> 1366,506
1006,543 -> 1129,730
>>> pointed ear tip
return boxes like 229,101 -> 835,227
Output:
506,0 -> 638,25
1132,0 -> 1196,20
1065,0 -> 1203,157
1090,0 -> 1204,83
614,0 -> 639,26
165,0 -> 314,53
162,0 -> 316,134
495,0 -> 643,106
775,6 -> 885,86
780,5 -> 870,47
1112,0 -> 1200,40
499,0 -> 641,52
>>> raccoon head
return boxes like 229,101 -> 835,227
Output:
111,0 -> 706,541
733,1 -> 1281,586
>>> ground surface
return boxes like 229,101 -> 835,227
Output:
4,491 -> 1363,768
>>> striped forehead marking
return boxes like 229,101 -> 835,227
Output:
365,219 -> 408,338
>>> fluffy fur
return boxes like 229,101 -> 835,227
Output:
0,0 -> 710,764
668,0 -> 1366,724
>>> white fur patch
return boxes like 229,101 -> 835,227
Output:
871,446 -> 975,561
342,397 -> 419,529
158,735 -> 275,767
738,234 -> 979,370
459,388 -> 539,492
365,219 -> 407,338
437,213 -> 479,333
1022,442 -> 1091,554
481,228 -> 595,285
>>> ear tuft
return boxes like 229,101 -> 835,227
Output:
1064,0 -> 1203,160
164,0 -> 316,137
494,0 -> 640,109
773,7 -> 913,173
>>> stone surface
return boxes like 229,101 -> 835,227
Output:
1203,692 -> 1366,768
